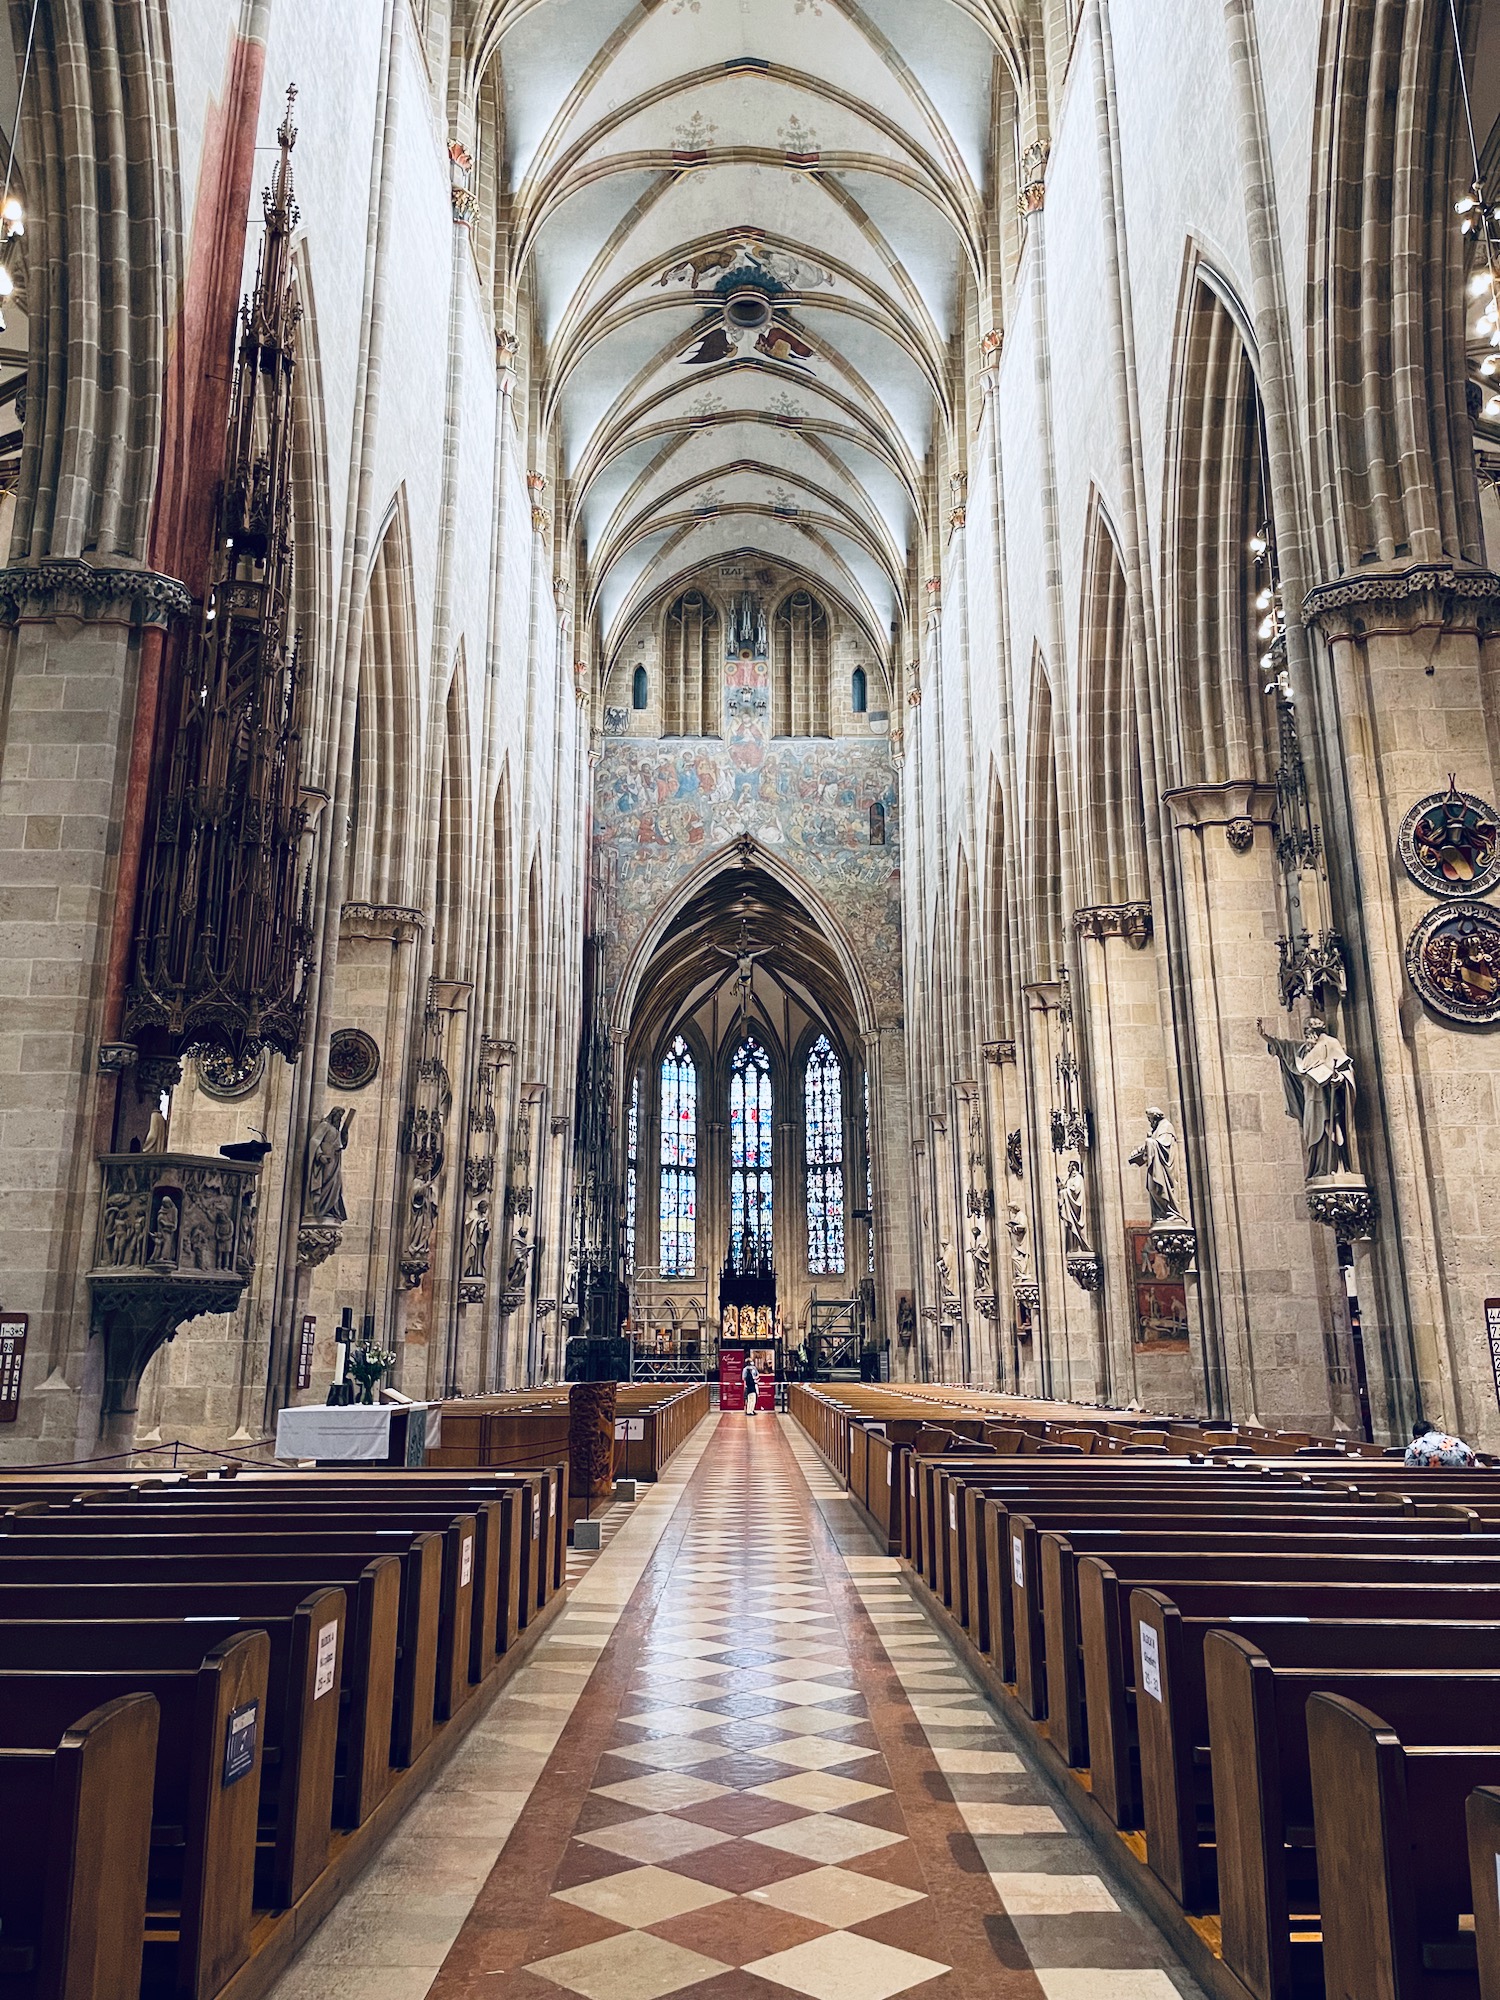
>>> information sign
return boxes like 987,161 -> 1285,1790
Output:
0,1314 -> 26,1423
296,1314 -> 317,1392
223,1700 -> 259,1785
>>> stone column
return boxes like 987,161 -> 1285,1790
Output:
1023,982 -> 1106,1404
1162,781 -> 1341,1428
1070,906 -> 1196,1409
1306,570 -> 1500,1443
0,566 -> 191,1458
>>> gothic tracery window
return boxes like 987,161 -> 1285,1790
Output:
805,1034 -> 846,1274
625,1072 -> 640,1273
729,1037 -> 774,1274
659,1038 -> 697,1275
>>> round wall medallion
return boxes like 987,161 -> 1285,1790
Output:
194,1043 -> 267,1101
328,1027 -> 380,1090
1398,784 -> 1500,897
1405,900 -> 1500,1022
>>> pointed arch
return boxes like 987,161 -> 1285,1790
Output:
658,1031 -> 699,1275
1163,272 -> 1275,792
349,494 -> 421,906
522,850 -> 548,1078
772,588 -> 833,739
728,1033 -> 774,1275
953,843 -> 977,1080
433,651 -> 473,983
1308,0 -> 1479,570
982,762 -> 1011,1037
803,1030 -> 846,1275
660,588 -> 723,737
1077,499 -> 1148,907
487,758 -> 515,1030
611,837 -> 881,1044
1024,652 -> 1065,982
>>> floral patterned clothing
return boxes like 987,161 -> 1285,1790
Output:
1404,1428 -> 1478,1468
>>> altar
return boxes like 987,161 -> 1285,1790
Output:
274,1401 -> 443,1466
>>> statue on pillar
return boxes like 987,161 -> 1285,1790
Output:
1056,1154 -> 1091,1254
305,1108 -> 354,1222
1129,1107 -> 1188,1226
1006,1200 -> 1031,1281
1257,1014 -> 1357,1180
462,1197 -> 491,1278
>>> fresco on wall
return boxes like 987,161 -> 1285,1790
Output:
593,649 -> 903,1021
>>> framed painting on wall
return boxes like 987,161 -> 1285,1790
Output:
1127,1224 -> 1189,1350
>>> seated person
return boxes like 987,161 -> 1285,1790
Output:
1404,1416 -> 1478,1467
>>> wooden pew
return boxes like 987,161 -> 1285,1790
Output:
1312,1694 -> 1498,2000
1030,1516 -> 1494,1765
0,1592 -> 343,1911
0,1542 -> 416,1818
1465,1784 -> 1500,1998
0,1630 -> 267,2000
1132,1594 -> 1500,1915
0,1569 -> 397,1839
0,1528 -> 444,1768
0,1693 -> 158,2000
46,1498 -> 484,1725
1080,1565 -> 1500,1833
1207,1634 -> 1500,1999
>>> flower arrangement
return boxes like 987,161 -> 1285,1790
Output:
347,1343 -> 397,1405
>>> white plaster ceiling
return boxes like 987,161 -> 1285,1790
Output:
481,0 -> 1021,668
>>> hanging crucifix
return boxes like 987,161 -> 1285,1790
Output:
714,919 -> 769,1032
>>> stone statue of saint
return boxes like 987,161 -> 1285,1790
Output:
506,1221 -> 535,1291
406,1177 -> 439,1261
1006,1201 -> 1031,1281
936,1238 -> 954,1299
968,1219 -> 992,1292
1258,1014 -> 1357,1180
1056,1155 -> 1090,1254
462,1198 -> 490,1278
305,1107 -> 354,1222
1129,1107 -> 1188,1226
142,1108 -> 170,1154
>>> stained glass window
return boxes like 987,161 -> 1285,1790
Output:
659,1037 -> 697,1275
624,1073 -> 640,1274
729,1037 -> 774,1274
805,1034 -> 846,1274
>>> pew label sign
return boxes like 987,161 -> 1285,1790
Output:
1011,1537 -> 1025,1587
223,1700 -> 259,1785
0,1313 -> 26,1422
1138,1622 -> 1163,1702
461,1535 -> 474,1587
314,1621 -> 339,1700
1487,1298 -> 1500,1406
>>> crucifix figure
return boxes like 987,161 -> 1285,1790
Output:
714,920 -> 768,1028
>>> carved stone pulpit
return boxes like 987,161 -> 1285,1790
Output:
89,1151 -> 264,1447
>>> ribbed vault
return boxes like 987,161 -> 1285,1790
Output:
467,0 -> 1041,682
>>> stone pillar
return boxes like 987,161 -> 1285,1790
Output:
1306,570 -> 1500,1443
0,566 -> 191,1458
1023,982 -> 1106,1404
1070,906 -> 1196,1409
1162,781 -> 1341,1428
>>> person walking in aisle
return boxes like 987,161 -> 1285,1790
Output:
742,1356 -> 758,1416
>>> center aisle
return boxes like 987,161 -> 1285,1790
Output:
418,1414 -> 1204,2000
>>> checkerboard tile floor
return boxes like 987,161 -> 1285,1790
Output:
276,1412 -> 1206,2000
413,1414 -> 1207,2000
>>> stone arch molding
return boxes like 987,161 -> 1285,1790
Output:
611,836 -> 882,1047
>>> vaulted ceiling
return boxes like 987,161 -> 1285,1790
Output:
471,0 -> 1034,675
